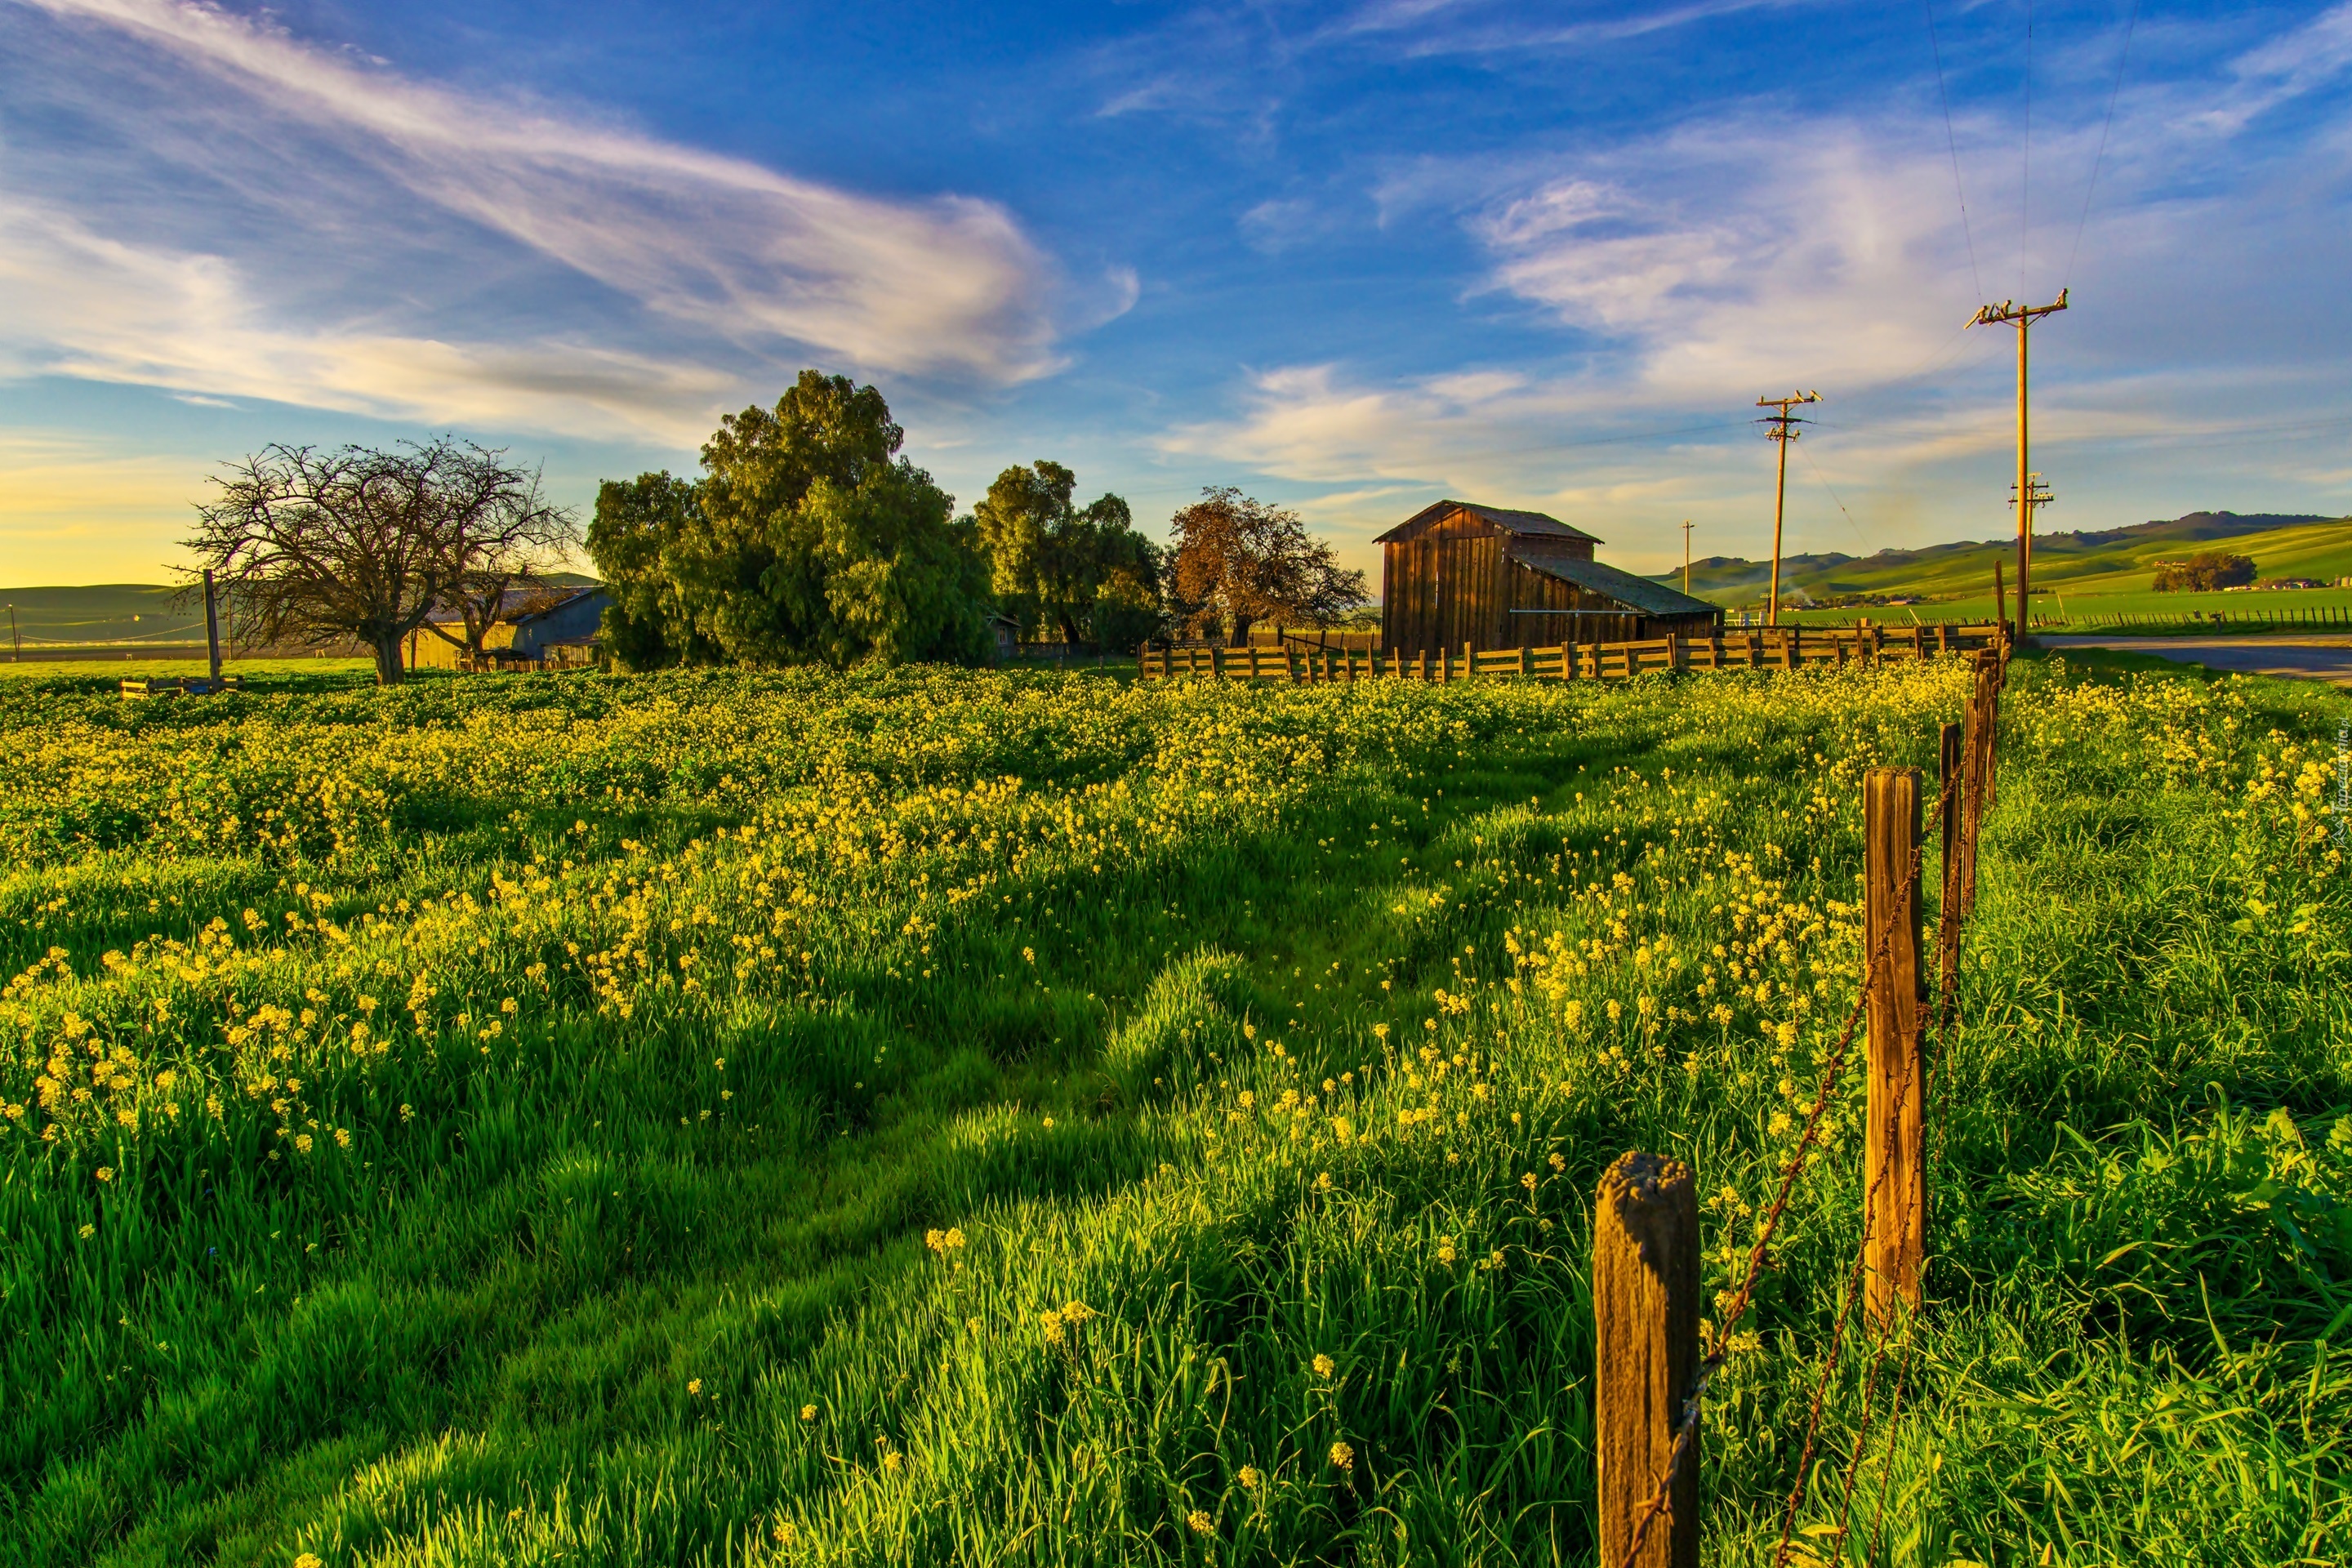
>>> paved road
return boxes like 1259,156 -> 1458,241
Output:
2039,635 -> 2352,687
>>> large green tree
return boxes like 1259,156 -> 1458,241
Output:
587,372 -> 991,668
972,460 -> 1161,648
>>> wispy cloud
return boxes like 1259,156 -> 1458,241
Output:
1162,15 -> 2352,570
1332,0 -> 1804,57
0,197 -> 742,442
2207,0 -> 2352,133
3,0 -> 1097,435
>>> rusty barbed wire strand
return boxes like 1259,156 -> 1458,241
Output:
1771,990 -> 1932,1568
1613,644 -> 2009,1568
1614,774 -> 1956,1568
1864,1321 -> 1921,1561
1774,748 -> 1969,1565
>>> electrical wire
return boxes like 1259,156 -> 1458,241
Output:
2021,0 -> 2034,299
1922,0 -> 1985,304
1797,443 -> 1873,550
2064,0 -> 2142,290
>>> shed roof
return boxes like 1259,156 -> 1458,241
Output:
1512,554 -> 1720,617
426,585 -> 604,626
1374,500 -> 1603,546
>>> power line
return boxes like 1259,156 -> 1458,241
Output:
1797,443 -> 1872,550
2021,0 -> 2034,299
2064,0 -> 2141,290
1921,0 -> 1984,303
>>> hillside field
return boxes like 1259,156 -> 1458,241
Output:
1672,513 -> 2352,624
2,658 -> 2347,1565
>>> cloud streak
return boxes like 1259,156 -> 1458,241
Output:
3,0 -> 1089,435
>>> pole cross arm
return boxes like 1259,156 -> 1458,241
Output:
1967,287 -> 2068,329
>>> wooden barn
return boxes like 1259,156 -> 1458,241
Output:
1374,500 -> 1722,654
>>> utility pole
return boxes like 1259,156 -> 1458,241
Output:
1681,519 -> 1694,598
1757,391 -> 1820,626
2007,474 -> 2054,627
6,604 -> 16,662
1967,290 -> 2066,639
203,569 -> 223,682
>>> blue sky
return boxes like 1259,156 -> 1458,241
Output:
2,0 -> 2349,585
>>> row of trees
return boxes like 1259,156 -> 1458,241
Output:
2152,551 -> 2257,593
587,372 -> 1366,670
180,372 -> 1366,683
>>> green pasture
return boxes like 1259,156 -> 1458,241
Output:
0,657 -> 2345,1565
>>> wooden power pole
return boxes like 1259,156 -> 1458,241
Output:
1757,391 -> 1820,626
1681,520 -> 1694,598
2008,474 -> 2053,627
1967,291 -> 2066,639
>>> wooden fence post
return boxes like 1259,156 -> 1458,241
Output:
1594,1151 -> 1699,1568
1863,768 -> 1926,1328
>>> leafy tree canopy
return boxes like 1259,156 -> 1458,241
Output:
972,460 -> 1161,647
587,372 -> 991,669
2152,551 -> 2257,594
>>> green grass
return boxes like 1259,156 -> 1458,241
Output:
1,658 -> 2346,1565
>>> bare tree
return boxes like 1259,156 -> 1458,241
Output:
1168,487 -> 1367,645
181,439 -> 579,684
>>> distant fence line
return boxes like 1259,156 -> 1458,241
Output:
2029,604 -> 2352,635
1139,622 -> 2007,684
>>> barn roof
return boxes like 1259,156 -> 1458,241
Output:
1512,555 -> 1720,617
1373,500 -> 1603,546
426,585 -> 604,625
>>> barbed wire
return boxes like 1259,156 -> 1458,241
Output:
1615,788 -> 1953,1567
1615,648 -> 2000,1568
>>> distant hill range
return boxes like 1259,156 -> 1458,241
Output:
0,575 -> 600,648
1656,511 -> 2352,607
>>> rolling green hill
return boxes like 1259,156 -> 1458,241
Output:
1664,512 -> 2352,614
0,575 -> 601,648
0,586 -> 204,647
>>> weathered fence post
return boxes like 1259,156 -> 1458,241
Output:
1594,1151 -> 1699,1568
1864,768 -> 1926,1327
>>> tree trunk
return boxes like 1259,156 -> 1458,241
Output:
371,632 -> 407,685
1230,615 -> 1253,648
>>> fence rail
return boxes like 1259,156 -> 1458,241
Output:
1138,622 -> 2005,684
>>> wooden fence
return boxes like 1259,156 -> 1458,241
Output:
1139,622 -> 2005,684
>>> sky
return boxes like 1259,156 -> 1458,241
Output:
2,0 -> 2350,586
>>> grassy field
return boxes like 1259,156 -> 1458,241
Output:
2,657 -> 2347,1566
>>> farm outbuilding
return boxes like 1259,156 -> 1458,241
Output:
1374,500 -> 1722,655
408,585 -> 609,671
